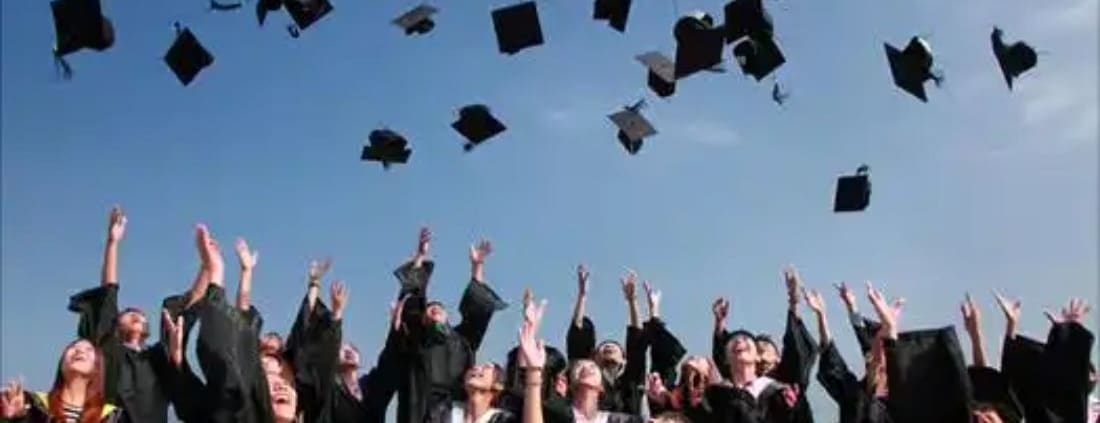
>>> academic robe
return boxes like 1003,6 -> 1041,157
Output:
711,312 -> 817,423
645,318 -> 713,423
882,326 -> 973,423
68,284 -> 175,423
395,280 -> 506,423
815,341 -> 892,423
704,378 -> 796,423
565,317 -> 647,415
498,345 -> 570,423
1002,322 -> 1095,423
167,285 -> 275,423
424,402 -> 518,423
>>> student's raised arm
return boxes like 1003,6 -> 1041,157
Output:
961,293 -> 987,367
454,239 -> 507,351
101,205 -> 126,287
234,238 -> 259,312
567,264 -> 596,361
519,292 -> 548,423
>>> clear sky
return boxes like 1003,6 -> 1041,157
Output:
2,0 -> 1097,419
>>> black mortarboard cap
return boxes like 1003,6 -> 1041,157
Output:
968,366 -> 1024,423
722,0 -> 773,43
885,36 -> 942,102
834,164 -> 871,213
256,0 -> 283,26
452,104 -> 507,151
284,0 -> 333,32
361,129 -> 412,169
164,24 -> 214,87
51,0 -> 115,56
855,316 -> 883,355
673,12 -> 726,80
608,100 -> 656,155
885,326 -> 974,423
991,27 -> 1037,90
393,4 -> 438,36
636,51 -> 677,98
732,35 -> 785,81
593,0 -> 631,33
492,2 -> 544,55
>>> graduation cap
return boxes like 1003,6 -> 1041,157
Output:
393,4 -> 438,36
722,0 -> 774,43
361,129 -> 412,170
452,104 -> 507,151
492,2 -> 544,55
886,327 -> 974,423
593,0 -> 631,33
284,0 -> 333,34
885,36 -> 943,102
608,99 -> 656,155
635,51 -> 676,98
834,165 -> 871,212
673,12 -> 726,80
968,366 -> 1024,423
50,0 -> 115,78
854,315 -> 883,355
732,35 -> 785,81
991,27 -> 1037,90
164,23 -> 214,87
209,0 -> 243,11
255,0 -> 283,26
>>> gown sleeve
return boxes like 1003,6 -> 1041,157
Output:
288,298 -> 343,423
567,317 -> 597,361
159,293 -> 211,423
815,341 -> 859,406
773,311 -> 818,388
883,327 -> 973,423
1000,334 -> 1046,423
713,329 -> 732,381
195,285 -> 274,423
361,326 -> 407,423
1041,322 -> 1095,423
621,324 -> 648,415
645,318 -> 687,388
453,280 -> 507,352
68,285 -> 124,402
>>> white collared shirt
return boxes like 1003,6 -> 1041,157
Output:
572,407 -> 609,423
737,376 -> 779,400
450,402 -> 501,423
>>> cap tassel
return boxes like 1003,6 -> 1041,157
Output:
287,25 -> 301,38
929,69 -> 945,87
51,44 -> 73,80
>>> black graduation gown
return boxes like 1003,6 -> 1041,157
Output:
815,341 -> 891,423
498,344 -> 570,423
396,280 -> 505,423
645,318 -> 713,423
172,285 -> 275,423
565,317 -> 647,414
1002,322 -> 1095,423
882,326 -> 973,423
424,402 -> 519,423
704,380 -> 795,423
68,284 -> 175,423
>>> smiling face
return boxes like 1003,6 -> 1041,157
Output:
726,334 -> 759,366
265,359 -> 298,423
424,303 -> 448,325
117,308 -> 148,343
62,339 -> 97,377
570,359 -> 603,391
464,363 -> 501,392
755,339 -> 779,375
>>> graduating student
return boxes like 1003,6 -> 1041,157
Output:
0,339 -> 124,423
566,266 -> 647,414
500,290 -> 572,423
959,294 -> 1024,423
996,293 -> 1095,423
65,207 -> 179,423
643,281 -> 720,423
394,237 -> 509,423
705,327 -> 799,423
516,291 -> 552,423
807,287 -> 892,423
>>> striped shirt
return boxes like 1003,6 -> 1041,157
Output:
62,403 -> 82,422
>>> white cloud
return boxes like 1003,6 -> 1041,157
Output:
663,119 -> 742,147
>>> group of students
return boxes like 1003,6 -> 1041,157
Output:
0,206 -> 1096,423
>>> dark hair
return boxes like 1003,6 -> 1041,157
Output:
117,307 -> 150,343
49,339 -> 107,423
753,334 -> 777,350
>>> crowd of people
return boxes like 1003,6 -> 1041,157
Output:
0,206 -> 1095,423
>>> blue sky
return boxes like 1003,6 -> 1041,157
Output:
2,0 -> 1097,418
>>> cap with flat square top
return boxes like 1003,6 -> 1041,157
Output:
673,12 -> 725,80
164,23 -> 214,87
284,0 -> 333,33
51,0 -> 115,77
732,35 -> 785,81
394,4 -> 438,36
885,36 -> 942,102
636,51 -> 677,97
991,27 -> 1037,90
452,104 -> 507,151
492,2 -> 544,55
593,0 -> 632,33
608,100 -> 656,155
362,129 -> 412,170
723,0 -> 774,44
833,165 -> 871,212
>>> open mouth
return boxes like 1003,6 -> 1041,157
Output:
272,394 -> 291,405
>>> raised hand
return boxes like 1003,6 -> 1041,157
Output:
867,282 -> 903,338
1045,298 -> 1091,325
331,281 -> 348,320
712,297 -> 730,322
416,227 -> 431,257
834,282 -> 857,312
646,372 -> 668,402
519,319 -> 546,369
993,291 -> 1022,323
643,281 -> 662,319
524,289 -> 548,331
197,226 -> 225,284
804,288 -> 826,315
162,310 -> 184,367
235,238 -> 259,271
470,239 -> 493,265
781,384 -> 801,408
308,258 -> 333,283
107,205 -> 127,243
620,269 -> 638,301
961,293 -> 981,336
0,378 -> 26,418
577,264 -> 589,297
783,266 -> 803,308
